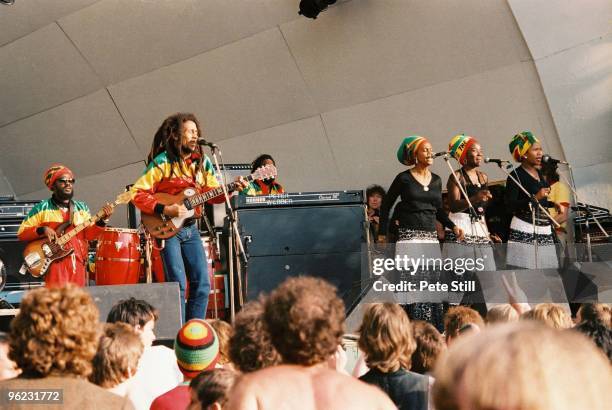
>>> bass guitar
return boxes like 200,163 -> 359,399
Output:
22,191 -> 133,278
140,164 -> 277,239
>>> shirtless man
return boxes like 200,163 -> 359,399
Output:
226,276 -> 395,410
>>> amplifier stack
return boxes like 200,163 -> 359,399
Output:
230,190 -> 368,313
0,197 -> 42,291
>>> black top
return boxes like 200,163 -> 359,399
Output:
360,368 -> 429,410
450,168 -> 489,216
504,165 -> 553,226
379,170 -> 454,235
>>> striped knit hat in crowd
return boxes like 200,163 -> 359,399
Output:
174,319 -> 219,379
397,136 -> 428,166
43,164 -> 74,190
448,134 -> 478,166
509,131 -> 539,162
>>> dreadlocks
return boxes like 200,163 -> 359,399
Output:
147,113 -> 204,165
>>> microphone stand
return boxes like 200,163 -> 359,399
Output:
206,144 -> 248,321
442,155 -> 492,253
557,165 -> 608,262
492,162 -> 560,269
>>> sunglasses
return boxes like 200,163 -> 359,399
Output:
57,179 -> 76,185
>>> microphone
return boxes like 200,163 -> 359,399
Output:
542,154 -> 569,165
432,151 -> 448,158
484,157 -> 510,166
197,138 -> 218,149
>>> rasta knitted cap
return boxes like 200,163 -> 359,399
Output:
43,164 -> 74,190
448,134 -> 478,165
174,319 -> 220,379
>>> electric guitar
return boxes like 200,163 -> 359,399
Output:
140,164 -> 277,239
22,191 -> 133,278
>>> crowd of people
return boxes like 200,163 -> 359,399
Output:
0,279 -> 609,409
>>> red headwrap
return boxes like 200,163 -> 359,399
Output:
43,164 -> 74,190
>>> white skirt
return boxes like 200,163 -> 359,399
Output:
443,212 -> 496,272
506,216 -> 558,269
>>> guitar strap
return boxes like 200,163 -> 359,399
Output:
55,200 -> 74,236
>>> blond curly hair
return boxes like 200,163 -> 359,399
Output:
9,285 -> 100,378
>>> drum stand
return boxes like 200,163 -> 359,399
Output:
141,228 -> 153,284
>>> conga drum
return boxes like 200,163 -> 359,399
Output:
95,228 -> 141,285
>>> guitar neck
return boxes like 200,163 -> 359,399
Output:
56,203 -> 115,246
186,175 -> 255,209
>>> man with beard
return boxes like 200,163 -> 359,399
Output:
240,154 -> 284,196
131,113 -> 247,321
17,164 -> 113,287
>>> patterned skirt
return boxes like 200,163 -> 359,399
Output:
506,217 -> 558,269
443,212 -> 496,272
396,228 -> 448,333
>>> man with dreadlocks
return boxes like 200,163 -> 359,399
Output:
131,113 -> 246,321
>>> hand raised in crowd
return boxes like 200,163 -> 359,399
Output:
535,187 -> 551,201
42,226 -> 58,242
501,271 -> 530,315
163,203 -> 189,218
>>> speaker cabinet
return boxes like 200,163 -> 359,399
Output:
235,203 -> 367,311
86,282 -> 181,340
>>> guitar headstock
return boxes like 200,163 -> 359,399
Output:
253,164 -> 278,181
114,191 -> 134,206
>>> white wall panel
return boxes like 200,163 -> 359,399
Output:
0,23 -> 102,126
281,0 -> 531,112
108,28 -> 317,156
508,0 -> 612,60
0,90 -> 141,195
535,35 -> 612,169
0,0 -> 99,47
59,0 -> 299,84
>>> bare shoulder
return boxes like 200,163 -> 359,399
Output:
226,366 -> 309,410
447,170 -> 463,185
314,370 -> 396,410
225,371 -> 261,410
478,169 -> 489,183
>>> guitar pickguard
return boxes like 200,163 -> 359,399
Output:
171,209 -> 195,228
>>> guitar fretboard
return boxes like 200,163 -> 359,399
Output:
56,200 -> 119,246
184,174 -> 256,209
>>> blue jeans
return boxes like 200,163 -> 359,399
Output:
161,224 -> 210,322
